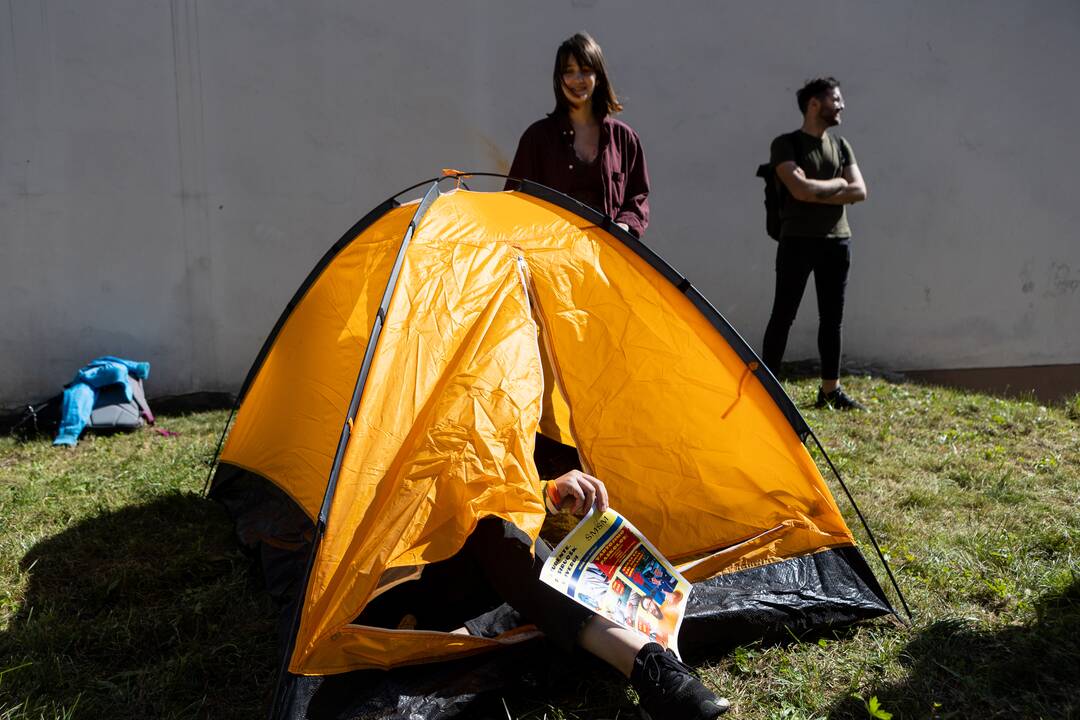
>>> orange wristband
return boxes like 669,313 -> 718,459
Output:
543,481 -> 562,514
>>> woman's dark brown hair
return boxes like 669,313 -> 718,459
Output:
552,32 -> 623,118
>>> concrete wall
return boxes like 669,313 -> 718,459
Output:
3,1 -> 1078,406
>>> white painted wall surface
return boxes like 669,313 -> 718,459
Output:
2,1 -> 1078,405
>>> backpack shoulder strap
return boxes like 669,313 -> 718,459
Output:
834,134 -> 849,168
787,130 -> 801,164
775,132 -> 801,201
759,131 -> 799,177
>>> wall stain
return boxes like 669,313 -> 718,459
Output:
476,131 -> 510,176
1048,262 -> 1079,296
958,132 -> 983,152
1019,260 -> 1035,294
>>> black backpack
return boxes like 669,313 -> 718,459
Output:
10,395 -> 62,440
755,159 -> 785,241
756,132 -> 847,241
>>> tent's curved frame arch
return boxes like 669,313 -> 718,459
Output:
203,173 -> 909,720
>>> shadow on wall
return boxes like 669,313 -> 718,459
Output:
0,493 -> 277,720
826,577 -> 1080,719
903,364 -> 1080,406
774,359 -> 1080,407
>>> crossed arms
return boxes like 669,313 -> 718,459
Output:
776,161 -> 867,205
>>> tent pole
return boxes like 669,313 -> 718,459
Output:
201,400 -> 238,495
808,429 -> 913,622
267,180 -> 443,720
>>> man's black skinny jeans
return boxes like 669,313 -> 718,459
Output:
762,236 -> 851,381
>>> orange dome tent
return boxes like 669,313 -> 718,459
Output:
208,174 -> 898,718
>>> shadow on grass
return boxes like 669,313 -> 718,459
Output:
827,577 -> 1080,719
0,492 -> 277,720
0,490 -> 632,720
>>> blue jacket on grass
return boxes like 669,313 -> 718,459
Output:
54,356 -> 150,446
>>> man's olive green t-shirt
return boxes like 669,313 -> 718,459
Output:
769,130 -> 856,239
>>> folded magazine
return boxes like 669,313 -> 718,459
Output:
539,508 -> 691,657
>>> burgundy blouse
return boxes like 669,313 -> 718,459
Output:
506,113 -> 650,238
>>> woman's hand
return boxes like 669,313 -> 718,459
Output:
551,470 -> 609,514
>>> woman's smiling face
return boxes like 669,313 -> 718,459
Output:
560,56 -> 597,109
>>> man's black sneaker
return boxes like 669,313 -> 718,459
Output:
630,643 -> 730,720
815,386 -> 866,411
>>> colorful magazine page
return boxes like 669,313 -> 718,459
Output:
539,507 -> 691,657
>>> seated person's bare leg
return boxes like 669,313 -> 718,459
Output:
578,614 -> 646,677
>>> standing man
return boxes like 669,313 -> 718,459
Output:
761,77 -> 868,410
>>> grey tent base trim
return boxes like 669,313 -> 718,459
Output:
211,464 -> 892,720
680,545 -> 893,656
268,546 -> 891,720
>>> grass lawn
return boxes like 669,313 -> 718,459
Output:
1,376 -> 1077,719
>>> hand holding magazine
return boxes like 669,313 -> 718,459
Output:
539,507 -> 691,657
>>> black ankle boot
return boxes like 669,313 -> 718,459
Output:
630,643 -> 730,720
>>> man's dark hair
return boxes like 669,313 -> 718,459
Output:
796,77 -> 840,114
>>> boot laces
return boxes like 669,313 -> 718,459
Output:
642,649 -> 695,690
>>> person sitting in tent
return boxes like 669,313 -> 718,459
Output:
454,468 -> 730,720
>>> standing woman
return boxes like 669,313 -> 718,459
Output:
507,32 -> 650,238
